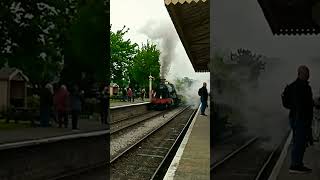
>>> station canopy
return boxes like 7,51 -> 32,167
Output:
165,0 -> 209,72
258,0 -> 320,35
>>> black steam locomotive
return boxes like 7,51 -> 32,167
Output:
150,79 -> 181,110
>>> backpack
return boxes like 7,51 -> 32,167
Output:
281,84 -> 293,109
198,88 -> 202,96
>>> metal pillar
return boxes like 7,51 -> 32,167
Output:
149,74 -> 154,102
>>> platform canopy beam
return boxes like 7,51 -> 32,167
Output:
165,0 -> 210,72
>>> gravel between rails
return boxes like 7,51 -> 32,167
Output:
212,134 -> 254,166
111,107 -> 195,180
110,110 -> 165,133
212,138 -> 273,180
110,107 -> 185,159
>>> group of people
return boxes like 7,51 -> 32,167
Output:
40,84 -> 84,130
39,84 -> 109,130
121,88 -> 146,102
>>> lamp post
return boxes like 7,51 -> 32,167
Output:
149,74 -> 154,102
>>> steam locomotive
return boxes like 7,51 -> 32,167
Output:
150,79 -> 181,110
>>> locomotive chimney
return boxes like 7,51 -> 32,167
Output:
160,77 -> 166,83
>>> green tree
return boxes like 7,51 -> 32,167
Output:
129,41 -> 160,89
60,0 -> 107,89
110,26 -> 138,87
0,0 -> 79,87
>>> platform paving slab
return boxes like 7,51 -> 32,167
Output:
164,106 -> 210,180
276,142 -> 320,180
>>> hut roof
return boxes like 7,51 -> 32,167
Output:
0,67 -> 29,81
110,83 -> 119,87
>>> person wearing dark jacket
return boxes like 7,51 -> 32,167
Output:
40,84 -> 53,127
100,86 -> 109,125
198,82 -> 208,116
288,65 -> 314,173
70,85 -> 83,130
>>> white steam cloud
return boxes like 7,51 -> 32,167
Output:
138,19 -> 179,78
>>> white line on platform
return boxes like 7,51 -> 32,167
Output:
268,131 -> 292,180
0,130 -> 109,151
163,105 -> 201,180
110,102 -> 150,109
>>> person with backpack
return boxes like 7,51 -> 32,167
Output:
281,65 -> 314,174
198,82 -> 208,116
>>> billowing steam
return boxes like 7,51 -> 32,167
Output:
138,19 -> 178,78
210,52 -> 320,149
171,77 -> 210,109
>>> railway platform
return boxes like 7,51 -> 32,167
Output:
0,118 -> 107,145
271,132 -> 320,180
164,105 -> 210,180
0,117 -> 108,180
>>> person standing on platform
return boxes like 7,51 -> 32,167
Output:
282,65 -> 313,173
70,85 -> 83,130
122,88 -> 127,102
127,88 -> 133,102
54,85 -> 70,128
40,83 -> 54,127
100,85 -> 109,125
141,88 -> 146,101
198,82 -> 208,116
132,88 -> 135,102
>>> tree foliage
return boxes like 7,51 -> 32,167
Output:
61,0 -> 107,89
110,27 -> 161,90
0,0 -> 108,89
0,0 -> 78,86
129,41 -> 160,89
212,48 -> 266,96
110,26 -> 138,87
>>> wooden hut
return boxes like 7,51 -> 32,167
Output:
0,68 -> 29,111
109,83 -> 119,96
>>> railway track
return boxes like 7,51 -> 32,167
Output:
110,109 -> 172,134
211,130 -> 290,180
111,106 -> 197,180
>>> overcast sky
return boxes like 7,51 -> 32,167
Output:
110,0 -> 209,85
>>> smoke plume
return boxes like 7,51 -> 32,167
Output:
174,79 -> 210,109
210,52 -> 320,149
138,19 -> 178,78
